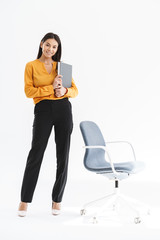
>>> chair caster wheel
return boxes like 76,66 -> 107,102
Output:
80,209 -> 86,216
134,217 -> 141,224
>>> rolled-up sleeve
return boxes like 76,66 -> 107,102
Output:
65,78 -> 78,98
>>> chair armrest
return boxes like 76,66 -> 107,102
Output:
105,141 -> 137,161
83,145 -> 120,175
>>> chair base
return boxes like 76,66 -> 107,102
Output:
80,181 -> 150,224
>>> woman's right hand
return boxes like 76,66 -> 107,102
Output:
53,75 -> 63,89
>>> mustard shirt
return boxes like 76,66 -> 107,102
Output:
24,59 -> 78,105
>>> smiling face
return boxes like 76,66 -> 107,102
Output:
40,38 -> 59,59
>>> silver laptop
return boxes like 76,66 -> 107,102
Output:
57,62 -> 72,88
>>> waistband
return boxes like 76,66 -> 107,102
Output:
36,98 -> 69,106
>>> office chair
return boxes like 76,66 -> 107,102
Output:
80,121 -> 149,224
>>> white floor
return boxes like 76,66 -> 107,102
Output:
1,177 -> 160,240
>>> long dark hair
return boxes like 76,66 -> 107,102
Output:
37,32 -> 62,62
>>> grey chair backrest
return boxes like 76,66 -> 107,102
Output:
80,121 -> 109,172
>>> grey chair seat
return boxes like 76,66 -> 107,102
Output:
86,160 -> 145,174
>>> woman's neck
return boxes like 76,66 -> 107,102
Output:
38,55 -> 53,65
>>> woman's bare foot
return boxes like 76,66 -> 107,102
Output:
18,202 -> 28,211
52,201 -> 61,215
52,202 -> 61,210
18,202 -> 28,217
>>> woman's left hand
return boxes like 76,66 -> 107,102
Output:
54,86 -> 67,97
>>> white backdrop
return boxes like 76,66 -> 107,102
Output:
0,0 -> 160,203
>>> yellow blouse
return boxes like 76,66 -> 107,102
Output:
24,59 -> 78,105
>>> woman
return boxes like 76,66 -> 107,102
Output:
18,32 -> 78,217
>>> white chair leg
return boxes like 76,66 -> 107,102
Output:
92,194 -> 119,220
81,190 -> 121,218
120,193 -> 150,215
82,192 -> 115,209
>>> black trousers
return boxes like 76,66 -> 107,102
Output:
20,98 -> 73,203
